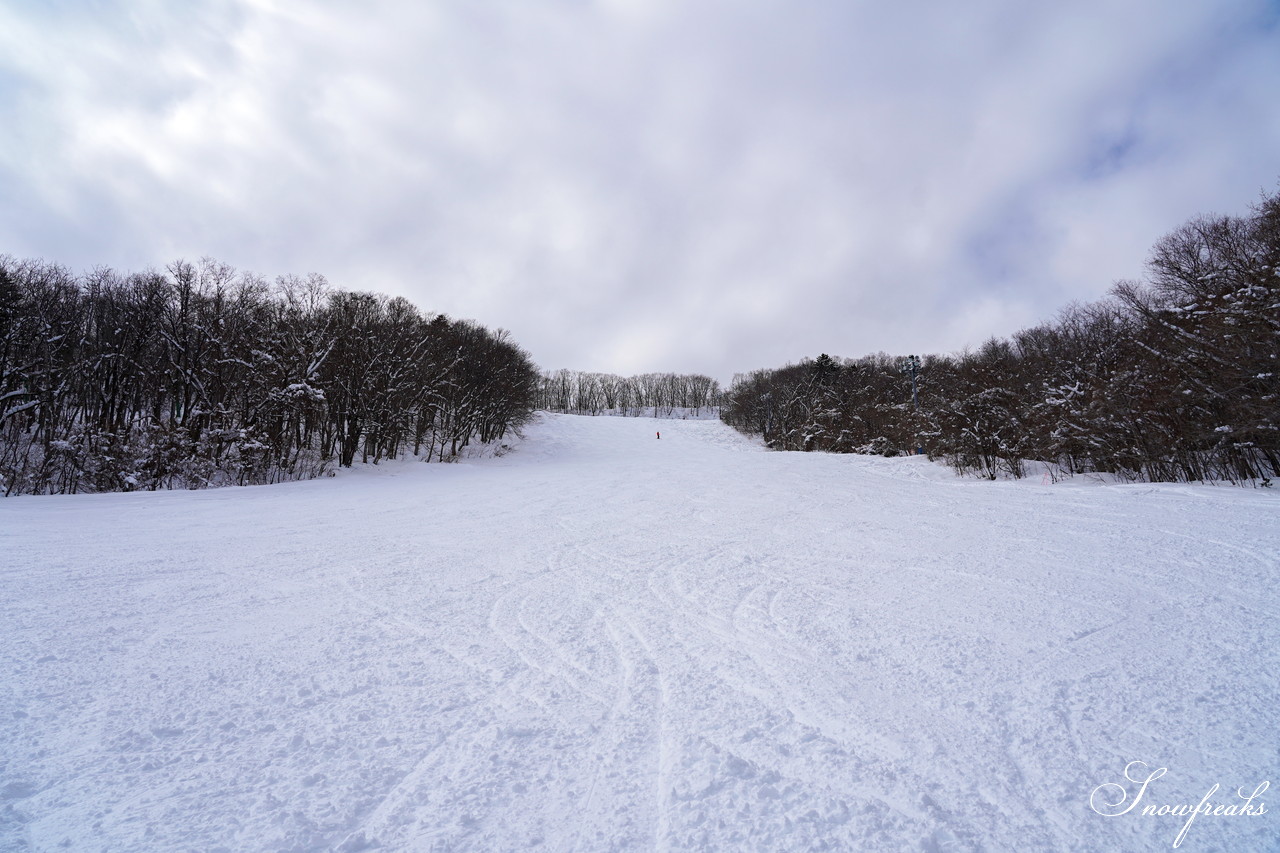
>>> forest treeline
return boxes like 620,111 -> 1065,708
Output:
722,188 -> 1280,484
538,369 -> 721,417
0,257 -> 539,495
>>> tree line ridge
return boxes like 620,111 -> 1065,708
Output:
0,260 -> 538,495
720,187 -> 1280,485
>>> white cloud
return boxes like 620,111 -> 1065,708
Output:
1,0 -> 1278,380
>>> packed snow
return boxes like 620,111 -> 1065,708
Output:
2,413 -> 1277,851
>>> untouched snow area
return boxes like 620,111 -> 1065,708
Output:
2,413 -> 1277,852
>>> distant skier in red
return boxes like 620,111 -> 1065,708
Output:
656,431 -> 660,439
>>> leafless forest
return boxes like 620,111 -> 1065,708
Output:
537,370 -> 721,418
0,260 -> 539,495
721,188 -> 1280,484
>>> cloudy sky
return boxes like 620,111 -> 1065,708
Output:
2,0 -> 1278,380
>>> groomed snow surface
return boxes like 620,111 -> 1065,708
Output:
2,414 -> 1277,852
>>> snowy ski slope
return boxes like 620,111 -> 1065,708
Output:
2,413 -> 1277,851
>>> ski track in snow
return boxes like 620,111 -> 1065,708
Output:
1,413 -> 1277,852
